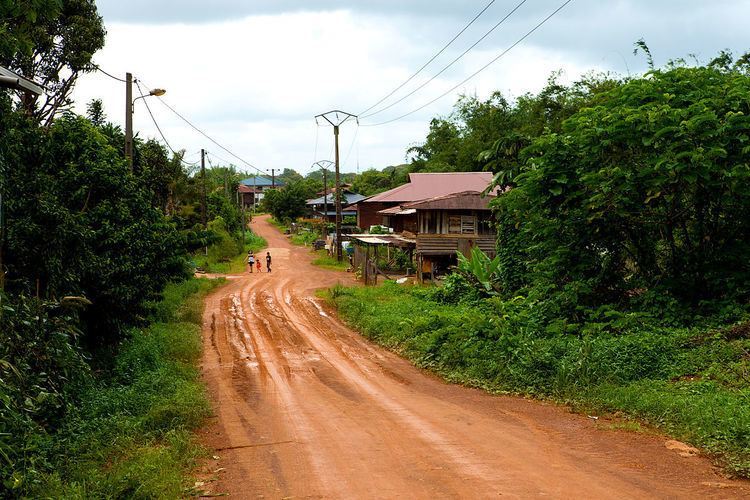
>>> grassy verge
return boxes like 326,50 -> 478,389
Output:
325,281 -> 750,477
30,278 -> 224,498
312,250 -> 349,271
268,217 -> 288,233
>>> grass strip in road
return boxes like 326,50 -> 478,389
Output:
29,278 -> 223,498
325,281 -> 750,477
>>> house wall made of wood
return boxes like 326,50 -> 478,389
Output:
416,209 -> 496,257
357,201 -> 396,230
417,209 -> 494,236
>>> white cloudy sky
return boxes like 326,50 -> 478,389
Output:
71,0 -> 750,176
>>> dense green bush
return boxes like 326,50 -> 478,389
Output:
490,62 -> 750,320
1,279 -> 219,497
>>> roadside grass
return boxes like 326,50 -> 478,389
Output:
312,250 -> 349,271
325,281 -> 750,477
290,229 -> 319,246
29,278 -> 223,498
198,232 -> 267,274
268,217 -> 288,233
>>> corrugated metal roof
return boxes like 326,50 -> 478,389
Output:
404,191 -> 496,211
365,172 -> 497,203
306,192 -> 366,206
378,206 -> 416,215
240,176 -> 284,187
0,66 -> 44,95
349,234 -> 417,246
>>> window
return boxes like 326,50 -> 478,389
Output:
448,216 -> 461,234
461,215 -> 476,234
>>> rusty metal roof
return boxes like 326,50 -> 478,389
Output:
365,172 -> 497,203
403,191 -> 496,211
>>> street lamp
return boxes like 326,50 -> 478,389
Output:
125,72 -> 166,170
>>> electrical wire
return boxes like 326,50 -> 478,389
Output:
343,124 -> 359,169
361,0 -> 574,127
95,65 -> 127,83
138,80 -> 265,174
135,80 -> 175,154
361,0 -> 528,119
358,0 -> 497,116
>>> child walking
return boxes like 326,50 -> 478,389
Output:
247,251 -> 255,273
266,252 -> 272,273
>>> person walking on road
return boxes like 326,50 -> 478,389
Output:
256,258 -> 261,273
247,251 -> 255,273
266,251 -> 272,273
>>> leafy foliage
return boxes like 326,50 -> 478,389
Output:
491,62 -> 750,320
454,247 -> 502,296
0,0 -> 106,125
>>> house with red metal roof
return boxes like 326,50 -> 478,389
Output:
350,171 -> 497,231
347,172 -> 500,282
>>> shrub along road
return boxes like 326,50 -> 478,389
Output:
198,215 -> 748,498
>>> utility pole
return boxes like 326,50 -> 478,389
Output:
201,148 -> 207,228
312,160 -> 334,230
125,72 -> 133,170
271,168 -> 276,188
314,111 -> 358,261
323,168 -> 328,223
201,148 -> 208,256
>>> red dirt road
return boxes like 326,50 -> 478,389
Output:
199,215 -> 748,498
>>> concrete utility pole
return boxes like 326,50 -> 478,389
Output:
125,72 -> 133,170
314,111 -> 358,261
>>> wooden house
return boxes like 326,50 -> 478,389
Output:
403,191 -> 497,282
351,172 -> 497,231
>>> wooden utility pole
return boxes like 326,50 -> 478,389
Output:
323,168 -> 328,222
125,72 -> 133,170
271,168 -> 276,188
201,148 -> 207,228
312,160 -> 334,234
314,111 -> 358,261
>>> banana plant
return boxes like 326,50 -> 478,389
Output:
455,247 -> 502,295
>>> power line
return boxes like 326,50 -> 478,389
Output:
134,80 -> 200,168
95,65 -> 127,83
361,0 -> 528,119
138,80 -> 265,174
358,0 -> 497,116
361,0 -> 574,127
135,80 -> 175,154
343,123 -> 359,169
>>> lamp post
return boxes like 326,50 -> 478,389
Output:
125,72 -> 166,170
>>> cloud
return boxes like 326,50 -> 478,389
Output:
72,1 -> 750,173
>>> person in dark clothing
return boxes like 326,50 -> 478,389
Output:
266,252 -> 272,272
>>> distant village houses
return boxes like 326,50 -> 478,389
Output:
238,176 -> 283,208
346,172 -> 500,282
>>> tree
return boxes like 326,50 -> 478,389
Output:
262,181 -> 313,222
0,0 -> 106,126
3,113 -> 188,344
492,62 -> 750,312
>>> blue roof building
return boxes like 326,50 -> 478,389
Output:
240,176 -> 284,188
